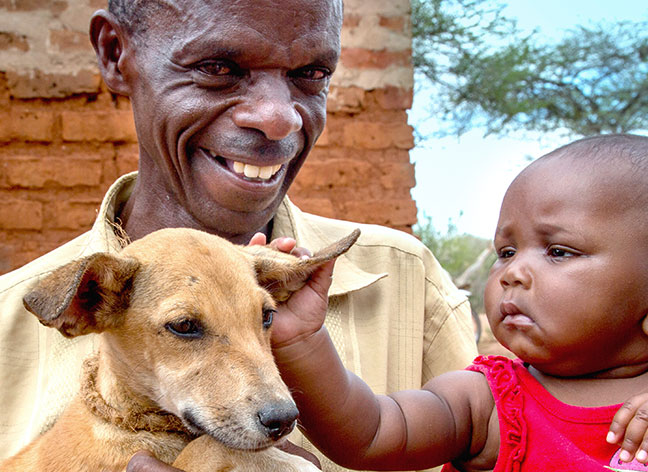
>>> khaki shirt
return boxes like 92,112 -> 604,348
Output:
0,172 -> 478,469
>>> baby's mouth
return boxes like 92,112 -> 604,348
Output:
203,148 -> 283,182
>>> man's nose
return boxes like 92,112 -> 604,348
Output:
500,254 -> 532,289
232,72 -> 303,140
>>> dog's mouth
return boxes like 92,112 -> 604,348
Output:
182,410 -> 209,436
181,409 -> 276,451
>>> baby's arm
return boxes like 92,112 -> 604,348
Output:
271,263 -> 494,470
608,392 -> 648,464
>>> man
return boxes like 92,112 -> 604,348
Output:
0,0 -> 477,470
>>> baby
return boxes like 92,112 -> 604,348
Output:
270,134 -> 648,471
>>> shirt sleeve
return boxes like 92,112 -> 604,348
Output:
421,275 -> 479,385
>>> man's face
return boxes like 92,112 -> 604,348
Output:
122,0 -> 342,240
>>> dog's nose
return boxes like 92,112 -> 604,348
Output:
257,401 -> 299,441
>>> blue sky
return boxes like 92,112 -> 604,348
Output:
409,1 -> 648,239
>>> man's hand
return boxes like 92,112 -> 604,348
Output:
127,451 -> 183,472
248,233 -> 334,348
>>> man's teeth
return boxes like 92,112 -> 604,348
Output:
208,152 -> 281,181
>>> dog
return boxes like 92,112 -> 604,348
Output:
1,227 -> 360,471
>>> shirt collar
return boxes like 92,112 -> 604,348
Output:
272,197 -> 386,297
85,172 -> 137,256
90,174 -> 385,296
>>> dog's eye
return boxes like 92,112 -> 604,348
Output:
165,319 -> 204,339
262,309 -> 276,329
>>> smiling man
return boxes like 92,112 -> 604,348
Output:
0,0 -> 477,470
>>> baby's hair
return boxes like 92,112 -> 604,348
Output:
545,133 -> 648,174
540,133 -> 648,233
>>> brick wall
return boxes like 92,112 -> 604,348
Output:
0,0 -> 416,275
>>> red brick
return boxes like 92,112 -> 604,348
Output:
286,195 -> 336,219
7,68 -> 101,98
343,14 -> 361,28
314,126 -> 329,147
115,145 -> 139,175
45,200 -> 99,230
327,86 -> 366,113
49,29 -> 93,53
0,200 -> 43,230
0,32 -> 29,52
293,159 -> 375,190
380,163 -> 416,190
0,72 -> 9,105
379,16 -> 406,32
5,156 -> 103,188
0,0 -> 67,13
341,48 -> 411,69
0,110 -> 57,142
62,110 -> 137,142
343,122 -> 414,150
374,86 -> 413,110
342,199 -> 417,227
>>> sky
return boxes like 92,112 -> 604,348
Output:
408,0 -> 648,240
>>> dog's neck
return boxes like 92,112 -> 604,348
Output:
80,354 -> 195,439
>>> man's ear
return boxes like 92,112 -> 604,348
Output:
23,253 -> 140,338
89,10 -> 132,96
244,229 -> 360,302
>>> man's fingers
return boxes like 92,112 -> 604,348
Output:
127,451 -> 183,472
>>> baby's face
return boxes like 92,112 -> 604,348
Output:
484,155 -> 648,377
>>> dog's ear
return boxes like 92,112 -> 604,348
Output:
23,253 -> 140,338
244,229 -> 360,302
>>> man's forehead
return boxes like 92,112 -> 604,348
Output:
146,0 -> 342,24
142,0 -> 342,62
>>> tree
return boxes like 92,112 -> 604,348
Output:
412,0 -> 648,137
415,216 -> 494,313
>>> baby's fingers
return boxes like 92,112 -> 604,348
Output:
609,395 -> 648,463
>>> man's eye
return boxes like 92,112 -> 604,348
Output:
165,318 -> 204,339
195,60 -> 237,76
293,67 -> 330,81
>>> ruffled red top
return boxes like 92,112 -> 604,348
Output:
441,355 -> 647,471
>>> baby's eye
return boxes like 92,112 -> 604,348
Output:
498,247 -> 516,259
547,246 -> 577,259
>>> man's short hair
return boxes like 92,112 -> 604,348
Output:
108,0 -> 168,37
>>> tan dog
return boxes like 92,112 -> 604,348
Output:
1,227 -> 360,472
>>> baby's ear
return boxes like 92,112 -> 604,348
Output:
642,315 -> 648,337
243,229 -> 360,301
23,253 -> 140,338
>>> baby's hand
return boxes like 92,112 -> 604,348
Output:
608,392 -> 648,463
248,233 -> 333,348
248,233 -> 312,259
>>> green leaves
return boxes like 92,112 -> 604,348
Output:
412,0 -> 648,137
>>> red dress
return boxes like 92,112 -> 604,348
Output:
441,356 -> 648,471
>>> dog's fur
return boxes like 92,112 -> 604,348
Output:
1,227 -> 359,471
